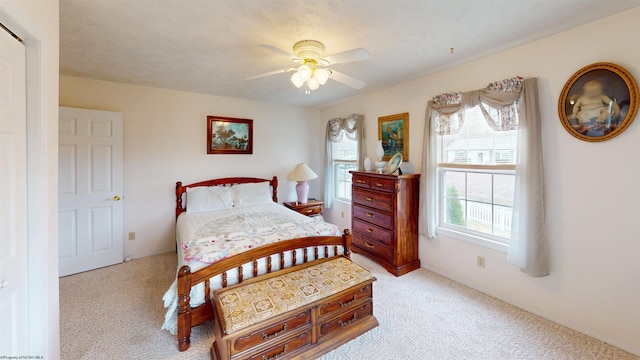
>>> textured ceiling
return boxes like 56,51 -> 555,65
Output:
60,0 -> 640,108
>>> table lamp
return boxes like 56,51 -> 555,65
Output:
287,163 -> 318,204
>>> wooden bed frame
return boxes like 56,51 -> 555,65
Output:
173,176 -> 348,352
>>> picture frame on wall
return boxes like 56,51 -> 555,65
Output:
378,112 -> 409,161
558,62 -> 638,142
207,116 -> 253,154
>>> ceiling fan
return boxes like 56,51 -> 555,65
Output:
246,40 -> 370,93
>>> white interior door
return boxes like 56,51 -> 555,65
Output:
58,106 -> 123,277
0,25 -> 28,355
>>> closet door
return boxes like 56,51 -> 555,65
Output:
0,24 -> 28,355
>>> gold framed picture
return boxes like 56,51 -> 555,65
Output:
378,112 -> 409,161
207,116 -> 253,154
558,62 -> 638,142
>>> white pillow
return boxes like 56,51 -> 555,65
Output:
232,182 -> 273,208
186,186 -> 233,214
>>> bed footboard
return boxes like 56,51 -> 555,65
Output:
176,229 -> 352,351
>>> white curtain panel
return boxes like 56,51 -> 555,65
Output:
419,102 -> 438,238
419,78 -> 549,276
507,79 -> 549,276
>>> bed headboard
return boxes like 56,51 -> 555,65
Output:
175,176 -> 278,219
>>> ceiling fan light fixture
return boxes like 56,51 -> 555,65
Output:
315,68 -> 330,85
307,77 -> 320,91
293,40 -> 325,62
250,40 -> 368,94
298,64 -> 312,81
291,72 -> 304,88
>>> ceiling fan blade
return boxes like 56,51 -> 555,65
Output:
259,44 -> 297,60
323,48 -> 370,65
329,70 -> 365,89
246,68 -> 296,80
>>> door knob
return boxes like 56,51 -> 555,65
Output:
108,195 -> 122,201
0,280 -> 8,289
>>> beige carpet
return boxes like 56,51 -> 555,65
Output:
60,253 -> 638,360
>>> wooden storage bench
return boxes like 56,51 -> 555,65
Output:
210,256 -> 378,360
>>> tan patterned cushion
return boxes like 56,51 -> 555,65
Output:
215,257 -> 374,334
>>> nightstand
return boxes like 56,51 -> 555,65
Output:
284,200 -> 324,217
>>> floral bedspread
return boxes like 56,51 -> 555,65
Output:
183,215 -> 341,264
161,203 -> 340,334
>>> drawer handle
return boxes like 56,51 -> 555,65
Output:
305,209 -> 314,213
356,179 -> 365,184
365,197 -> 375,202
366,228 -> 374,233
364,242 -> 375,249
339,295 -> 357,308
261,323 -> 287,340
365,213 -> 375,218
375,183 -> 385,187
262,345 -> 288,360
338,313 -> 357,327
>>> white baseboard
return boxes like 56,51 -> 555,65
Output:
125,248 -> 177,261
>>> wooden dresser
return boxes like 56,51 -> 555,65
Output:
350,171 -> 420,276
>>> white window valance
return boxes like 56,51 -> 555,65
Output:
327,114 -> 360,143
431,77 -> 524,135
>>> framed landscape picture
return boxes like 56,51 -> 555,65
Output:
207,116 -> 253,154
558,62 -> 638,142
378,112 -> 409,161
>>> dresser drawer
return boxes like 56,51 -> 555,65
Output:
318,301 -> 373,340
352,174 -> 370,188
353,235 -> 393,262
318,284 -> 372,319
352,219 -> 393,246
300,205 -> 322,217
353,205 -> 393,229
284,201 -> 324,218
370,178 -> 395,193
353,188 -> 394,212
246,330 -> 311,360
232,310 -> 310,354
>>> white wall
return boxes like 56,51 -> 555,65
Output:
0,0 -> 60,357
321,8 -> 640,355
60,76 -> 323,258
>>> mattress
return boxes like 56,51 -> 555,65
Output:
161,203 -> 340,334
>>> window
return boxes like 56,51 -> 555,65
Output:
437,106 -> 517,244
332,137 -> 358,202
324,114 -> 362,208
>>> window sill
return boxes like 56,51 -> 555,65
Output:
436,227 -> 508,253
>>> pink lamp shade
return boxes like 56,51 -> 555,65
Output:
287,163 -> 318,204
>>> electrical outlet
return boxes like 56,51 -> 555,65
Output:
477,256 -> 485,268
128,232 -> 136,241
341,211 -> 345,218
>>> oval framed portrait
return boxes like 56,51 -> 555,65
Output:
558,62 -> 638,142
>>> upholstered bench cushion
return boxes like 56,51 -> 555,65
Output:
215,257 -> 374,334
